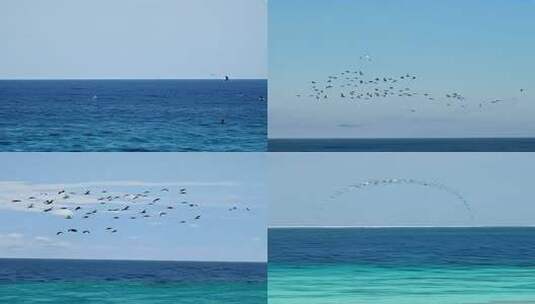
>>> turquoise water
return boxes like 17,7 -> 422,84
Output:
1,281 -> 265,304
270,265 -> 535,304
269,228 -> 535,304
0,259 -> 266,304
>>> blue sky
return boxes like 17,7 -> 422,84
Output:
0,0 -> 266,79
269,0 -> 535,138
0,153 -> 266,262
269,153 -> 535,227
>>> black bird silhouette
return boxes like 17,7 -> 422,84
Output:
67,229 -> 77,233
56,231 -> 63,235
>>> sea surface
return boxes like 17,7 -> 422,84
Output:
269,227 -> 535,304
268,138 -> 535,152
0,259 -> 266,304
0,80 -> 266,151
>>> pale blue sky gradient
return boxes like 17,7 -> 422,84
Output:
0,153 -> 266,262
0,0 -> 266,79
269,0 -> 535,138
270,153 -> 535,227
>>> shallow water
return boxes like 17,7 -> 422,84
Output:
269,228 -> 535,304
0,80 -> 266,151
0,259 -> 266,304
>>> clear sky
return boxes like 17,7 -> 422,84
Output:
0,153 -> 266,262
270,153 -> 535,227
269,0 -> 535,138
0,0 -> 266,79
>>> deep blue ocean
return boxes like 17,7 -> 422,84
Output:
0,259 -> 266,304
268,138 -> 535,152
269,227 -> 535,304
0,80 -> 266,151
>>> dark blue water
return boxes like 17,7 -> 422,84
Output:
269,227 -> 535,267
0,80 -> 266,152
0,259 -> 266,304
268,138 -> 535,152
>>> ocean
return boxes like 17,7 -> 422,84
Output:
0,80 -> 266,152
0,259 -> 266,304
269,227 -> 535,304
268,138 -> 535,152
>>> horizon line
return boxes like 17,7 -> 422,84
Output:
268,137 -> 535,140
0,256 -> 267,263
0,77 -> 267,81
269,225 -> 535,229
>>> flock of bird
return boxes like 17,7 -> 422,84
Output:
6,186 -> 252,236
329,178 -> 474,219
296,61 -> 528,113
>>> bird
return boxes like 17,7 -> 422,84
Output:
194,215 -> 201,220
82,230 -> 90,234
67,229 -> 78,233
56,232 -> 63,235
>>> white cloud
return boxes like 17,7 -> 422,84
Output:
0,233 -> 69,251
